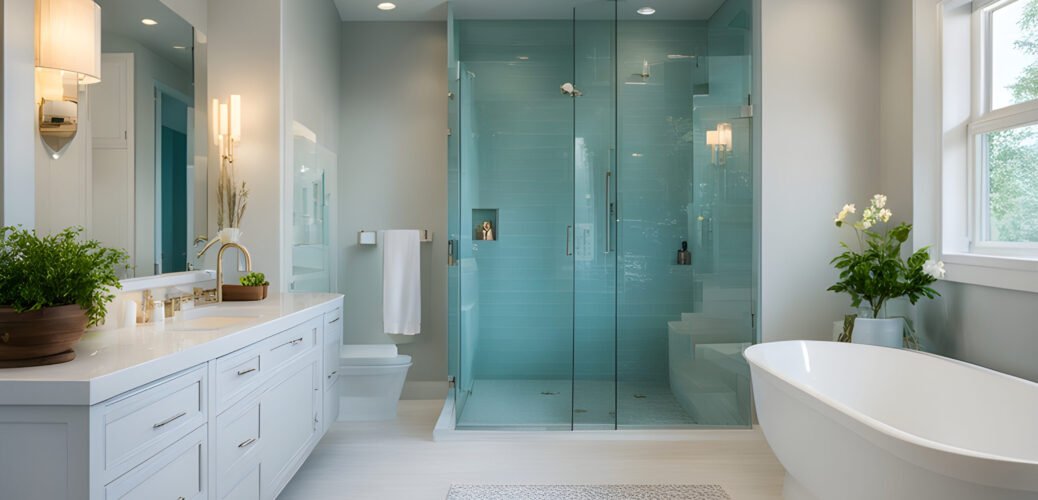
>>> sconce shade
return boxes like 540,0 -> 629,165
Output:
706,130 -> 719,147
35,0 -> 101,84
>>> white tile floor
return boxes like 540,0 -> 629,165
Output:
279,400 -> 785,500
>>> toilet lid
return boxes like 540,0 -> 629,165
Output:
340,354 -> 412,367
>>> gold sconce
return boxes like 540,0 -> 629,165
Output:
212,95 -> 242,162
212,95 -> 248,231
34,0 -> 102,159
706,122 -> 733,165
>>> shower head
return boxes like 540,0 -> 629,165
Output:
561,82 -> 583,97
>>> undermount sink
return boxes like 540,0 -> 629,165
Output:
168,305 -> 263,331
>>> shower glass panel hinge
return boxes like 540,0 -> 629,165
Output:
447,128 -> 452,137
448,376 -> 456,388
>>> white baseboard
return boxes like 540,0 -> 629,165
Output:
402,380 -> 448,400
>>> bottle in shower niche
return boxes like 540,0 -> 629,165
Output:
677,241 -> 692,265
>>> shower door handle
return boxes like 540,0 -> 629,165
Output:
566,225 -> 573,256
605,170 -> 612,254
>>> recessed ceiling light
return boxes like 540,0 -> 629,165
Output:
377,2 -> 396,10
636,7 -> 656,15
141,18 -> 158,26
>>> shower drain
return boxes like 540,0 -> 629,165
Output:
541,391 -> 560,396
633,394 -> 647,399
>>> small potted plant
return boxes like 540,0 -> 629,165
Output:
828,194 -> 945,348
222,271 -> 269,301
0,226 -> 128,367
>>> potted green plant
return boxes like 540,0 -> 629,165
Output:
222,271 -> 269,301
0,226 -> 128,367
828,194 -> 945,348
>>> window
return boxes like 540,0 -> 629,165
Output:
914,0 -> 1038,293
970,0 -> 1038,253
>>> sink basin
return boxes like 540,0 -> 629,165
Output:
167,315 -> 256,332
169,305 -> 263,332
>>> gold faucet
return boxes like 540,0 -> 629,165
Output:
215,242 -> 252,302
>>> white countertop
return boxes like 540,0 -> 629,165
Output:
0,292 -> 344,406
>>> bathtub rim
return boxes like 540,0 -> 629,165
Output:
745,340 -> 1038,468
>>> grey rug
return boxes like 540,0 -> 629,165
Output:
446,484 -> 731,500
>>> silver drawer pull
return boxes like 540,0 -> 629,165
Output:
327,370 -> 337,379
328,317 -> 341,324
236,367 -> 257,376
153,411 -> 187,429
275,337 -> 305,349
238,437 -> 257,448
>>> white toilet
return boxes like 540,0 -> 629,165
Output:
338,344 -> 412,421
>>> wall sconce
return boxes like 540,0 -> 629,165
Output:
212,95 -> 246,231
212,95 -> 242,163
706,122 -> 733,165
34,0 -> 101,159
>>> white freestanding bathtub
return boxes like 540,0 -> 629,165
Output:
744,341 -> 1038,500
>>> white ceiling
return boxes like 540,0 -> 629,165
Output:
333,0 -> 728,22
97,0 -> 194,72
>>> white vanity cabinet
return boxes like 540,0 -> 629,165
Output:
0,294 -> 344,500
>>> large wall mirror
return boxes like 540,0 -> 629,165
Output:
35,0 -> 208,278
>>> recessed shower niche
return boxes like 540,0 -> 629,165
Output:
472,209 -> 498,241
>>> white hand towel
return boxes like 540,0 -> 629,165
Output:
382,230 -> 421,335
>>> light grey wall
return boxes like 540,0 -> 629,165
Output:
880,0 -> 914,226
760,0 -> 881,342
3,0 -> 35,227
338,22 -> 448,398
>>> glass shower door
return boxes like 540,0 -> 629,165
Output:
453,19 -> 576,430
572,0 -> 618,430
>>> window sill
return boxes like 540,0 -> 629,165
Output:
940,252 -> 1038,293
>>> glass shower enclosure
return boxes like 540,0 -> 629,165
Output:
447,0 -> 756,430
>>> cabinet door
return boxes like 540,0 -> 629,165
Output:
260,355 -> 320,499
220,460 -> 261,500
323,377 -> 340,428
104,425 -> 207,500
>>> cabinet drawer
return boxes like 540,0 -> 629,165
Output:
214,344 -> 262,410
105,425 -> 207,500
263,317 -> 320,373
324,309 -> 343,389
323,341 -> 340,389
215,396 -> 261,476
101,366 -> 207,477
323,307 -> 340,329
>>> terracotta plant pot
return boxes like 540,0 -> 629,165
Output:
222,284 -> 269,302
0,304 -> 89,367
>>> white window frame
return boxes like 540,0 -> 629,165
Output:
968,0 -> 1038,257
915,0 -> 1038,293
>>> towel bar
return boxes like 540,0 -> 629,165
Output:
358,230 -> 433,245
